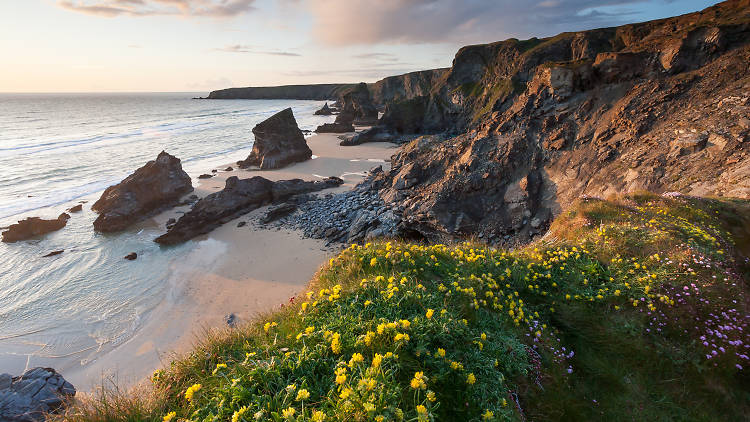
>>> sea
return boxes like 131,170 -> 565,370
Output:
0,93 -> 334,376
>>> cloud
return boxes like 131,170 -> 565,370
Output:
58,0 -> 257,17
306,0 -> 694,45
353,53 -> 400,62
214,44 -> 302,56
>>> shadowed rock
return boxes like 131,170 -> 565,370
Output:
314,102 -> 334,115
0,367 -> 75,422
237,108 -> 312,170
155,176 -> 343,244
92,151 -> 193,232
2,213 -> 70,243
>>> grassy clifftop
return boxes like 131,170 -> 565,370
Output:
58,194 -> 749,421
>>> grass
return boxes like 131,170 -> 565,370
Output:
54,193 -> 749,421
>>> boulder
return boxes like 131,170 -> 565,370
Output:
67,204 -> 83,213
314,102 -> 334,115
155,176 -> 343,244
198,174 -> 214,179
340,126 -> 395,146
341,83 -> 379,125
314,121 -> 355,133
92,151 -> 193,232
237,108 -> 312,170
261,203 -> 298,224
124,252 -> 137,260
2,213 -> 70,243
0,367 -> 75,422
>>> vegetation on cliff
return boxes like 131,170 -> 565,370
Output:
56,193 -> 749,421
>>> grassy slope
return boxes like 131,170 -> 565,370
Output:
57,193 -> 750,422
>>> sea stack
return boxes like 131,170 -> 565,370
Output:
92,151 -> 193,232
237,108 -> 312,170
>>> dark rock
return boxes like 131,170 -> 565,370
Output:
314,121 -> 355,133
342,83 -> 379,125
211,169 -> 218,173
237,108 -> 312,170
261,203 -> 297,224
198,174 -> 214,179
124,252 -> 137,260
314,102 -> 334,115
225,313 -> 237,327
42,250 -> 64,257
155,176 -> 343,244
2,213 -> 70,243
92,151 -> 193,232
340,126 -> 396,146
166,218 -> 176,227
0,367 -> 75,422
67,204 -> 83,213
237,221 -> 247,227
224,166 -> 234,171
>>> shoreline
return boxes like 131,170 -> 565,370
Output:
65,131 -> 398,392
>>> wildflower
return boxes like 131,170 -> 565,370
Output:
232,406 -> 248,422
296,389 -> 310,401
163,412 -> 176,422
370,257 -> 378,266
184,383 -> 201,403
427,390 -> 436,402
286,384 -> 296,392
282,407 -> 296,419
410,371 -> 427,389
212,363 -> 227,374
416,405 -> 428,415
426,309 -> 434,319
335,367 -> 347,385
467,373 -> 476,384
263,321 -> 277,333
340,387 -> 353,399
364,300 -> 372,307
372,353 -> 383,368
311,410 -> 327,422
349,353 -> 364,367
331,332 -> 342,354
363,403 -> 376,412
436,348 -> 446,358
482,410 -> 494,420
394,332 -> 410,342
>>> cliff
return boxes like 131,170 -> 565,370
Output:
367,0 -> 750,243
368,68 -> 449,104
206,83 -> 356,100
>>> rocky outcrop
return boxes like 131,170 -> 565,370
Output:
207,84 -> 355,100
237,108 -> 312,170
2,213 -> 70,243
361,0 -> 750,244
339,126 -> 396,146
314,103 -> 334,115
92,151 -> 193,232
0,368 -> 75,422
155,176 -> 343,244
369,69 -> 449,105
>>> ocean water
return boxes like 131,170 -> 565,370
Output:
0,93 -> 334,375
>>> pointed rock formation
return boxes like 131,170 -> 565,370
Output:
237,108 -> 312,170
92,151 -> 193,232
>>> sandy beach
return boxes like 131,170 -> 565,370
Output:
66,131 -> 397,392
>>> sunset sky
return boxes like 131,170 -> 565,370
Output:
0,0 -> 719,93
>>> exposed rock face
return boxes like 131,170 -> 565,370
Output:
67,204 -> 82,213
0,367 -> 76,422
92,151 -> 193,232
363,0 -> 750,243
314,102 -> 334,115
369,69 -> 449,105
315,120 -> 355,133
2,213 -> 70,243
155,176 -> 343,244
340,83 -> 379,125
237,108 -> 312,170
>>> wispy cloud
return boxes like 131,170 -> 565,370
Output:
306,0 -> 698,45
353,52 -> 400,62
214,44 -> 302,56
58,0 -> 257,17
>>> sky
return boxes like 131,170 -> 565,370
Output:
0,0 -> 721,93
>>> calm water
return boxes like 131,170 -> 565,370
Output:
0,93 -> 333,374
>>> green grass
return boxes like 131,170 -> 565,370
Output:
55,194 -> 750,421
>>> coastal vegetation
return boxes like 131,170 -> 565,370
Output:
55,193 -> 750,421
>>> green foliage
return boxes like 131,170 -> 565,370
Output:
54,195 -> 750,421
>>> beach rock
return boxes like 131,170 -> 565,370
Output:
261,203 -> 297,224
124,252 -> 137,260
314,121 -> 355,133
155,176 -> 343,244
2,213 -> 70,243
0,367 -> 75,422
340,126 -> 395,146
42,250 -> 64,257
225,313 -> 237,327
237,221 -> 247,227
166,218 -> 176,227
237,108 -> 312,170
67,204 -> 82,213
314,102 -> 334,115
198,174 -> 214,179
341,83 -> 379,125
92,151 -> 193,232
224,166 -> 234,171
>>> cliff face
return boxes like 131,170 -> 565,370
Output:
368,68 -> 449,105
207,84 -> 356,100
368,0 -> 750,244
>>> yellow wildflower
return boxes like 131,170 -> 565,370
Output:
184,383 -> 201,403
467,373 -> 476,384
282,407 -> 296,419
425,309 -> 434,319
482,410 -> 494,420
163,412 -> 176,422
311,410 -> 327,422
296,389 -> 310,401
